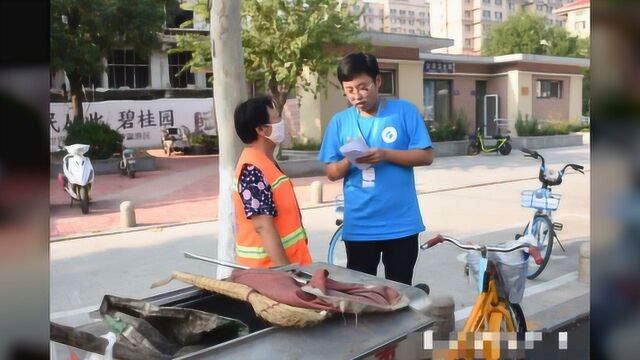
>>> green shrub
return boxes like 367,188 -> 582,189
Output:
516,113 -> 588,136
190,133 -> 219,153
515,112 -> 540,136
64,121 -> 123,159
427,110 -> 468,142
286,136 -> 321,151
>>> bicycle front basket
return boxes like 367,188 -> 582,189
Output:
491,250 -> 528,304
521,190 -> 561,211
466,248 -> 528,304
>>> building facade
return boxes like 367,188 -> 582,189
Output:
353,0 -> 431,36
553,0 -> 590,38
430,0 -> 573,55
422,53 -> 589,136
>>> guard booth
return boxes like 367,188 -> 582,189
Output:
422,53 -> 589,138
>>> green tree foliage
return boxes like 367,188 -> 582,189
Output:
51,0 -> 172,123
482,11 -> 587,58
173,0 -> 367,114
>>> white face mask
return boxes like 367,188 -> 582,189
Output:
265,119 -> 285,144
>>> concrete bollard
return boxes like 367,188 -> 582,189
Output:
426,295 -> 455,340
579,242 -> 590,283
120,201 -> 136,228
310,181 -> 323,204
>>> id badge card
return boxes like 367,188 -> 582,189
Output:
362,167 -> 375,188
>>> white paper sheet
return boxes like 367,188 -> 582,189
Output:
339,137 -> 371,170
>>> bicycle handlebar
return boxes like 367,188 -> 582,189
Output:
421,234 -> 543,265
563,163 -> 585,174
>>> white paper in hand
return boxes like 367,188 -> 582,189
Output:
339,137 -> 371,170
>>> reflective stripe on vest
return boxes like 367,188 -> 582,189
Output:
235,226 -> 306,259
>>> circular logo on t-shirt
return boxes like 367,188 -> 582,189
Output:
382,127 -> 398,143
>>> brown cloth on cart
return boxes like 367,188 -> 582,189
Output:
229,268 -> 410,314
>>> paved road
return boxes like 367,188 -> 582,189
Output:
51,145 -> 590,332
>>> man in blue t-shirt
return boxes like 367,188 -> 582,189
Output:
318,52 -> 434,285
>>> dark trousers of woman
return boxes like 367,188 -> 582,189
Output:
343,233 -> 419,285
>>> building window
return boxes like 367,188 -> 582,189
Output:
537,80 -> 563,99
168,52 -> 195,88
483,10 -> 491,18
508,2 -> 514,10
465,24 -> 471,32
495,0 -> 502,5
495,11 -> 503,20
409,29 -> 415,34
399,10 -> 406,16
465,39 -> 471,46
536,4 -> 543,11
483,0 -> 491,4
465,10 -> 471,18
390,9 -> 396,15
547,18 -> 553,25
419,11 -> 425,17
409,11 -> 415,17
409,19 -> 414,25
107,49 -> 149,89
575,21 -> 586,30
424,79 -> 452,123
167,8 -> 193,29
379,70 -> 396,96
556,20 -> 564,27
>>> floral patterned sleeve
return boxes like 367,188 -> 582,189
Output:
238,164 -> 277,218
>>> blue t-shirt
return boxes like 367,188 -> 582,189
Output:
318,98 -> 432,241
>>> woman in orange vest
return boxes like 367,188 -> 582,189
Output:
232,95 -> 313,268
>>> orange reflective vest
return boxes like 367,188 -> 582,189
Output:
233,147 -> 312,268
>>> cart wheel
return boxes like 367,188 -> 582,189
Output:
127,167 -> 135,179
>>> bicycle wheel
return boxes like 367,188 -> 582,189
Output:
327,225 -> 347,267
525,215 -> 554,279
507,302 -> 527,333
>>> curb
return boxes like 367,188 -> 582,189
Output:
529,292 -> 590,332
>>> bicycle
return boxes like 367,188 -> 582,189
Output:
516,147 -> 584,279
467,120 -> 512,156
421,234 -> 543,358
327,195 -> 346,266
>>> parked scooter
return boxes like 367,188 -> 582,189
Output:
118,148 -> 136,178
58,144 -> 94,214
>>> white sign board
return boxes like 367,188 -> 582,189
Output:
50,98 -> 216,151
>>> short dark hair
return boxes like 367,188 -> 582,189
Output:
234,95 -> 274,144
337,52 -> 380,84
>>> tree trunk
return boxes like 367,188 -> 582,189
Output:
211,0 -> 247,279
68,71 -> 85,124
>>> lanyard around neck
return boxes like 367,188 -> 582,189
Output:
355,99 -> 383,146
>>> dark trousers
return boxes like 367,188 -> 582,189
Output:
344,234 -> 419,285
